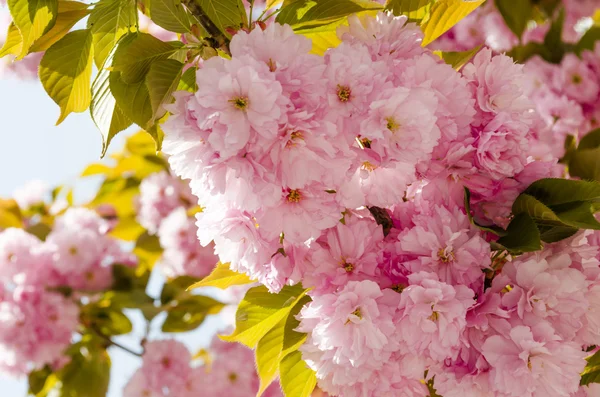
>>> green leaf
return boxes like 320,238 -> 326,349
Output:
496,213 -> 542,254
421,0 -> 485,46
385,0 -> 433,23
570,148 -> 600,181
539,225 -> 579,243
162,295 -> 225,332
551,201 -> 600,230
255,295 -> 310,396
281,295 -> 311,357
581,350 -> 600,386
109,70 -> 155,130
112,32 -> 184,84
134,231 -> 163,268
148,0 -> 192,33
0,23 -> 23,58
576,26 -> 600,55
146,58 -> 184,123
87,0 -> 136,67
507,41 -> 549,64
86,306 -> 134,335
221,284 -> 309,348
511,193 -> 562,225
256,317 -> 286,396
578,128 -> 600,150
494,0 -> 533,38
28,366 -> 53,395
178,66 -> 198,92
542,7 -> 565,63
91,41 -> 133,157
434,45 -> 482,71
100,290 -> 155,309
187,262 -> 253,290
196,0 -> 247,36
39,29 -> 94,125
111,264 -> 151,292
160,275 -> 201,304
25,222 -> 53,241
8,0 -> 58,59
279,351 -> 317,397
524,178 -> 600,206
277,0 -> 383,29
58,347 -> 111,397
30,0 -> 91,52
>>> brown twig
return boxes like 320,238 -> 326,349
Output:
180,0 -> 231,56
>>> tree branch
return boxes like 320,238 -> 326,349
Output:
180,0 -> 231,55
89,325 -> 143,357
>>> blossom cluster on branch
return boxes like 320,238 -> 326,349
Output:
161,11 -> 600,397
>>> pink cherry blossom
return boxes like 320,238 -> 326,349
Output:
482,325 -> 586,397
298,280 -> 401,396
338,12 -> 424,64
136,171 -> 196,234
158,207 -> 219,278
553,54 -> 599,105
140,340 -> 192,395
397,205 -> 491,287
304,215 -> 384,292
0,287 -> 79,375
397,272 -> 475,361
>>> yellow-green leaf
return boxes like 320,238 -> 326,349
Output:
0,199 -> 23,229
266,0 -> 284,11
279,351 -> 317,397
87,0 -> 136,67
110,216 -> 145,241
187,262 -> 253,290
281,295 -> 310,357
177,66 -> 197,92
30,0 -> 91,52
197,0 -> 247,36
385,0 -> 434,22
8,0 -> 58,59
221,284 -> 308,348
148,0 -> 192,33
277,0 -> 383,29
145,58 -> 184,124
162,296 -> 225,332
90,41 -> 133,157
0,23 -> 23,58
109,70 -> 154,130
256,295 -> 310,396
421,0 -> 485,46
112,32 -> 184,83
433,45 -> 481,70
256,317 -> 286,396
39,28 -> 94,125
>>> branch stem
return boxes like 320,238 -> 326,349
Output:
181,0 -> 231,55
89,325 -> 143,357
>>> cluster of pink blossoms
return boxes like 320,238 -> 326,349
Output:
161,11 -> 600,397
124,338 -> 282,397
525,44 -> 600,160
0,207 -> 136,375
136,170 -> 218,278
431,2 -> 600,165
433,0 -> 597,53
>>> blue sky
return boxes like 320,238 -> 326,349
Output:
0,73 -> 224,396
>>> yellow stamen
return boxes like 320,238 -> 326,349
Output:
287,189 -> 302,203
229,96 -> 249,110
337,84 -> 352,102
